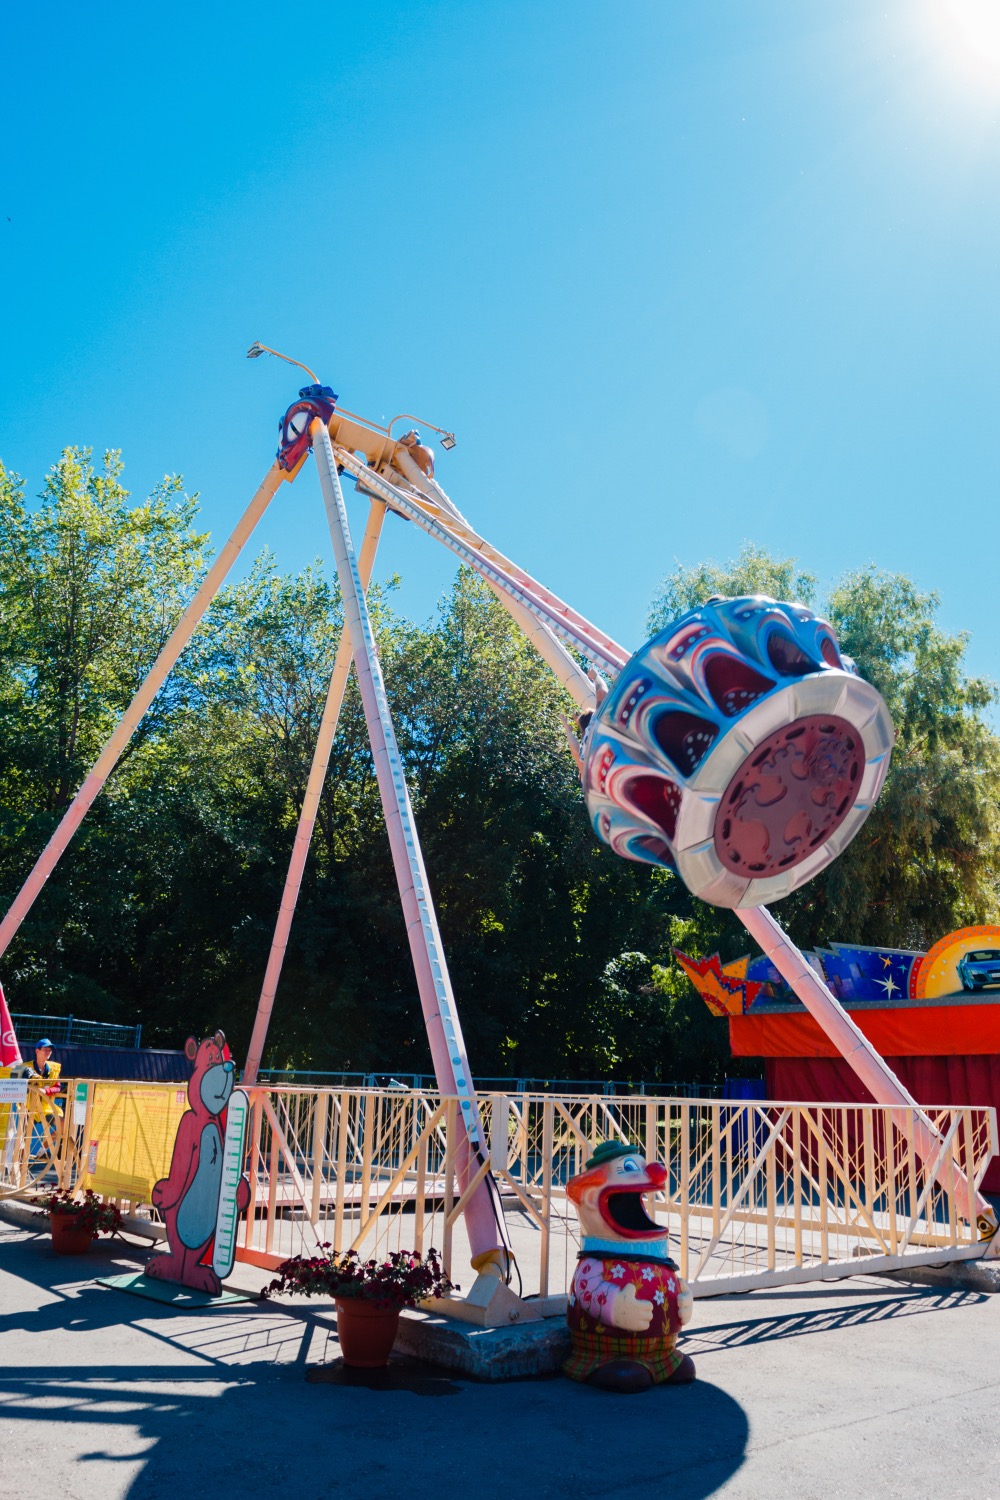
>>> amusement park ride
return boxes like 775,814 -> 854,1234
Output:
0,344 -> 995,1314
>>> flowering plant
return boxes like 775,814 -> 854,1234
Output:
43,1189 -> 124,1237
263,1246 -> 457,1309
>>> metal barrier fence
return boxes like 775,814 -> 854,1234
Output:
235,1087 -> 998,1297
256,1071 -> 750,1097
11,1014 -> 143,1049
5,1083 -> 995,1300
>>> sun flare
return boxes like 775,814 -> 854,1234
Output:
932,0 -> 1000,87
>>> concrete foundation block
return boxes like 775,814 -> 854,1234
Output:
0,1200 -> 49,1234
395,1306 -> 571,1380
881,1259 -> 1000,1294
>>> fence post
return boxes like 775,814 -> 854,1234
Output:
792,1109 -> 803,1266
243,1092 -> 264,1258
766,1113 -> 777,1273
539,1097 -> 554,1297
333,1094 -> 351,1254
443,1098 -> 457,1279
310,1092 -> 329,1227
711,1101 -> 721,1243
359,1091 -> 372,1224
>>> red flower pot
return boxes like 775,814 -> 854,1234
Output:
335,1297 -> 402,1368
50,1211 -> 95,1255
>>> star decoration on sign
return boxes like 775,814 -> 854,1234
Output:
877,975 -> 900,997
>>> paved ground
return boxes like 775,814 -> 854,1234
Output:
1,1218 -> 998,1500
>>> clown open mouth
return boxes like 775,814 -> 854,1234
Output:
599,1187 -> 662,1238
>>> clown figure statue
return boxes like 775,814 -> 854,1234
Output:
563,1141 -> 694,1393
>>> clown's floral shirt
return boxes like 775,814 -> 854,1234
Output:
563,1250 -> 691,1384
569,1253 -> 685,1339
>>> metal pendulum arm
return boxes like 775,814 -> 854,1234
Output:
0,461 -> 289,963
387,449 -> 597,711
332,446 -> 629,678
327,414 -> 996,1247
738,903 -> 999,1242
363,433 -> 999,1241
242,499 -> 388,1087
311,421 -> 510,1270
482,580 -> 596,712
386,436 -> 996,1241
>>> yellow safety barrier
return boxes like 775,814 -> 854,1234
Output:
78,1081 -> 189,1205
1,1067 -> 71,1196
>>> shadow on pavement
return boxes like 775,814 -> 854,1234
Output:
305,1356 -> 463,1395
1,1226 -> 751,1496
688,1286 -> 985,1358
0,1229 -> 322,1368
0,1360 -> 751,1500
19,1234 -> 983,1496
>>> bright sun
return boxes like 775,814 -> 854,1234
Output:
933,0 -> 1000,86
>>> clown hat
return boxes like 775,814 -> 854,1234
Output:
585,1141 -> 639,1170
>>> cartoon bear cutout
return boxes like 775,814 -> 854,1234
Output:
146,1032 -> 250,1296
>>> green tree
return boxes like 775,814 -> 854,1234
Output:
647,542 -> 818,633
807,567 -> 1000,946
116,552 -> 420,1064
0,451 -> 206,1016
0,450 -> 206,814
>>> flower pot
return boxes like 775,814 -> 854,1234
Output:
50,1211 -> 95,1255
335,1297 -> 401,1368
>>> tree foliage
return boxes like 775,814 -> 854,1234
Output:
647,542 -> 818,628
0,452 -> 725,1080
0,462 -> 992,1084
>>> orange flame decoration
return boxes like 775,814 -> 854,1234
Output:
673,951 -> 764,1017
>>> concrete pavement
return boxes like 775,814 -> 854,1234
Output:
1,1218 -> 997,1500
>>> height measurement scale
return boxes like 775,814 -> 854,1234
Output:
212,1087 -> 250,1281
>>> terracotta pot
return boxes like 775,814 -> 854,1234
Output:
50,1211 -> 95,1255
335,1297 -> 402,1368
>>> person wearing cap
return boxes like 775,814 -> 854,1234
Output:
24,1038 -> 58,1081
22,1038 -> 64,1148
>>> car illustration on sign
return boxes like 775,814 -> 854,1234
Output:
957,950 -> 1000,991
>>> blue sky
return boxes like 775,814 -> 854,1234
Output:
2,0 -> 999,683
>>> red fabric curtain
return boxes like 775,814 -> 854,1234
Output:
766,1055 -> 1000,1192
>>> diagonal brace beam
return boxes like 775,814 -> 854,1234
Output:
333,445 -> 628,678
243,499 -> 387,1085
